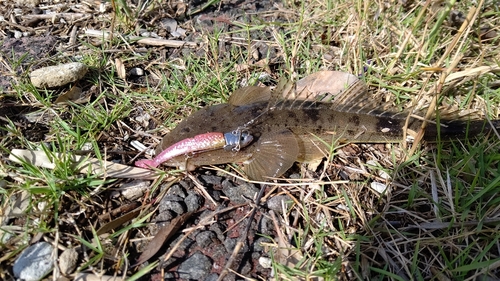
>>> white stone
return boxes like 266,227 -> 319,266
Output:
258,256 -> 272,269
370,182 -> 389,194
13,242 -> 54,281
59,248 -> 78,275
30,62 -> 88,88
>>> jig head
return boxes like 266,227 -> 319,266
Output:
223,129 -> 253,152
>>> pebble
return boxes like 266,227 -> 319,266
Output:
177,251 -> 213,280
266,194 -> 291,212
204,273 -> 219,281
221,180 -> 259,204
253,236 -> 271,252
161,18 -> 178,33
129,67 -> 144,76
30,62 -> 88,88
158,195 -> 186,215
224,237 -> 248,253
165,184 -> 187,198
209,222 -> 226,242
184,192 -> 203,212
59,248 -> 78,275
195,231 -> 217,248
259,256 -> 272,269
152,210 -> 174,226
171,27 -> 186,38
200,174 -> 223,186
370,182 -> 389,194
13,241 -> 54,281
111,180 -> 150,200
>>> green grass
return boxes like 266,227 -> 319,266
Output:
1,0 -> 500,280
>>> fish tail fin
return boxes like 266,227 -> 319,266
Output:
423,119 -> 500,141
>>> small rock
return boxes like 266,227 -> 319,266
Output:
208,222 -> 226,242
14,31 -> 23,39
177,251 -> 212,280
30,62 -> 88,88
200,174 -> 223,186
179,180 -> 193,190
112,180 -> 150,200
59,248 -> 78,275
134,110 -> 150,123
266,195 -> 291,212
221,180 -> 259,204
195,231 -> 217,248
323,53 -> 334,62
13,241 -> 54,281
253,236 -> 271,252
206,189 -> 222,201
161,18 -> 178,33
204,273 -> 219,281
259,257 -> 272,269
370,182 -> 389,194
154,210 -> 176,224
224,237 -> 248,253
165,184 -> 187,198
185,192 -> 203,212
129,67 -> 144,76
172,27 -> 187,38
159,195 -> 186,215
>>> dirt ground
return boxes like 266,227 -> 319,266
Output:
2,0 -> 500,281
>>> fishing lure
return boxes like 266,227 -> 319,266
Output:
135,129 -> 253,169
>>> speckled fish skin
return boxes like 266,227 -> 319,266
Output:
153,75 -> 500,181
156,98 -> 499,177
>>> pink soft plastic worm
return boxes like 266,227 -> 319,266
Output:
135,132 -> 226,169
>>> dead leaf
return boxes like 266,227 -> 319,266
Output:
269,210 -> 303,269
115,58 -> 126,80
96,203 -> 145,235
295,70 -> 359,100
9,149 -> 159,180
134,211 -> 194,266
55,85 -> 84,104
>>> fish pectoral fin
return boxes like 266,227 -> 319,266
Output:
243,129 -> 299,181
228,86 -> 272,106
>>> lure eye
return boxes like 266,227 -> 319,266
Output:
239,131 -> 253,147
223,129 -> 253,151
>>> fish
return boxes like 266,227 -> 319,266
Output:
136,71 -> 500,181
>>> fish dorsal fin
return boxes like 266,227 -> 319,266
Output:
228,86 -> 272,106
266,71 -> 392,116
243,129 -> 299,181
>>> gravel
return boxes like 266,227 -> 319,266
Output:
178,251 -> 213,280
